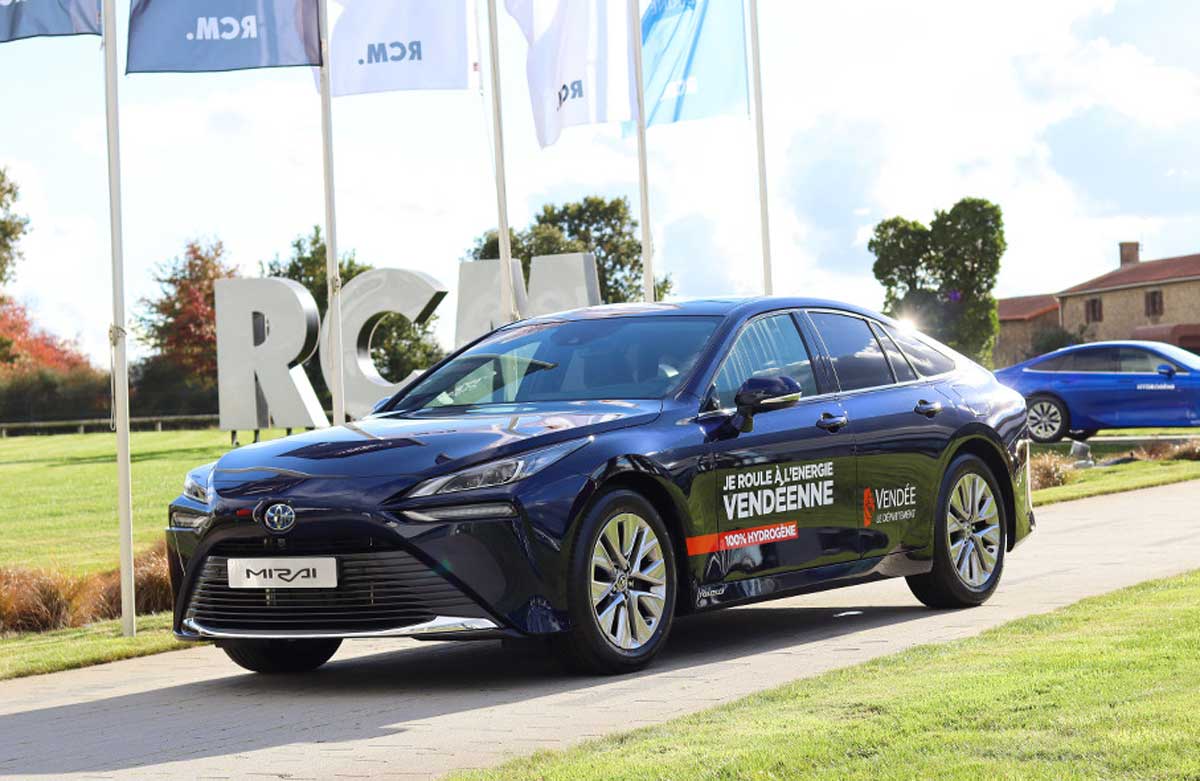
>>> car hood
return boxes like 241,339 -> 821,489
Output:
211,399 -> 661,484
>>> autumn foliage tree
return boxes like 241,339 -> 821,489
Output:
137,240 -> 237,383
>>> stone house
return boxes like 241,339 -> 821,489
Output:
995,294 -> 1060,368
1058,242 -> 1200,353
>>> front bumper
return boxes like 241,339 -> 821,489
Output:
167,493 -> 568,640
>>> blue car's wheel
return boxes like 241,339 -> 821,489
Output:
1028,395 -> 1068,443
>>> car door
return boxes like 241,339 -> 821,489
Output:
700,312 -> 860,586
1115,347 -> 1192,426
804,311 -> 954,562
1053,347 -> 1123,428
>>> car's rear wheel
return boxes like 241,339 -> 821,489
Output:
1027,395 -> 1068,443
558,489 -> 676,675
907,454 -> 1007,608
221,638 -> 342,674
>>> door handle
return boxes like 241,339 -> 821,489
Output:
816,412 -> 848,432
914,399 -> 943,417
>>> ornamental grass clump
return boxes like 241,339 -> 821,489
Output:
1030,452 -> 1073,490
1169,440 -> 1200,461
0,567 -> 73,633
0,543 -> 172,635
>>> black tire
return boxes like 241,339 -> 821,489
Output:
556,489 -> 677,675
221,638 -> 342,674
1069,429 -> 1098,442
1027,394 -> 1069,443
906,454 -> 1007,609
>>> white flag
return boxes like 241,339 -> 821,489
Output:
505,0 -> 636,147
331,0 -> 470,97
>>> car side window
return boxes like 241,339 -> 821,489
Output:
883,325 -> 957,376
1073,347 -> 1120,372
809,312 -> 895,391
871,322 -> 917,382
1034,354 -> 1074,372
709,314 -> 818,409
1118,348 -> 1168,373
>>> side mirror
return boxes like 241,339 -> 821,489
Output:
1157,364 -> 1177,378
730,375 -> 803,433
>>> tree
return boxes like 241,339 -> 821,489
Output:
468,196 -> 672,302
869,197 -> 1005,365
264,226 -> 445,405
0,167 -> 29,287
1029,325 -> 1082,358
137,240 -> 237,385
0,298 -> 91,374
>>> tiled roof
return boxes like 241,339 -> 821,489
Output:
1060,253 -> 1200,296
997,294 -> 1059,321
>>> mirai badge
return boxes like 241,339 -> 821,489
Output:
263,503 -> 296,533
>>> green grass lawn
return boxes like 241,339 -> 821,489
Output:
1093,427 -> 1200,438
1032,458 -> 1200,506
0,429 -> 286,575
0,612 -> 192,680
455,570 -> 1200,781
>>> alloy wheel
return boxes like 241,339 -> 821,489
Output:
946,473 -> 1002,589
590,512 -> 668,650
1028,400 -> 1062,440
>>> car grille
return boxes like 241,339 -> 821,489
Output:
184,549 -> 483,634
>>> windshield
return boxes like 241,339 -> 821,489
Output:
394,315 -> 722,410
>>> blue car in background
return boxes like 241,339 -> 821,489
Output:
994,341 -> 1200,442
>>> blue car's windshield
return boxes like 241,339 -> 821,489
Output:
1152,343 -> 1200,371
394,315 -> 721,410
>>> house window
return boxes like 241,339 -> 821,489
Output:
1084,298 -> 1103,323
1145,290 -> 1164,317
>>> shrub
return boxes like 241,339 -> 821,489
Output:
1170,440 -> 1200,461
0,567 -> 73,633
1133,440 -> 1177,462
77,542 -> 173,621
1030,452 -> 1073,490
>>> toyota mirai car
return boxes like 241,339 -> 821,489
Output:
994,340 -> 1200,443
167,298 -> 1034,675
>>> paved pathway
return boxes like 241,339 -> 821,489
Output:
3,481 -> 1199,780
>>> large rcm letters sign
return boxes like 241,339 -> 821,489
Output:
213,254 -> 601,429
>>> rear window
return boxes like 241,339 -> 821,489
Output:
883,326 -> 957,376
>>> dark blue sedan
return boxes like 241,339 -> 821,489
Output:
994,340 -> 1200,442
167,299 -> 1034,675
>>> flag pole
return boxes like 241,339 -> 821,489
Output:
485,0 -> 517,323
629,0 -> 654,302
748,0 -> 772,294
101,0 -> 135,637
316,0 -> 346,424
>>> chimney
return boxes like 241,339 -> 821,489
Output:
1119,241 -> 1140,267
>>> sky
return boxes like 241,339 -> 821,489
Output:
3,0 -> 1200,371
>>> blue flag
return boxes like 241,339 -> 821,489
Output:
0,0 -> 100,44
640,0 -> 748,127
127,0 -> 320,73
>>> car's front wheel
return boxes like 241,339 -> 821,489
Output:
907,454 -> 1007,608
558,489 -> 677,675
221,638 -> 342,674
1027,395 -> 1069,443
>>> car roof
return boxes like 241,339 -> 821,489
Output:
517,297 -> 898,326
1024,340 -> 1200,369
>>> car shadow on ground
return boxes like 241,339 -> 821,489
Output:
0,601 -> 931,776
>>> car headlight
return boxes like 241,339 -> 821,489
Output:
183,465 -> 214,504
409,439 -> 589,497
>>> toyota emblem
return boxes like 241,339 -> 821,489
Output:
263,503 -> 296,533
